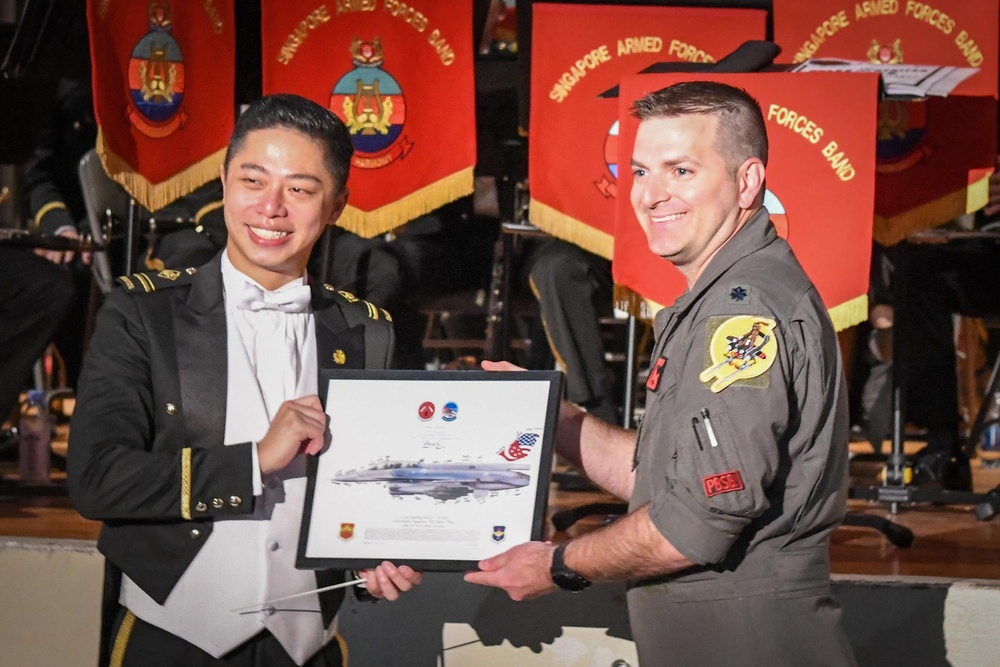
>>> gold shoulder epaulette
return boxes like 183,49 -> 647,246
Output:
321,284 -> 392,322
116,267 -> 198,293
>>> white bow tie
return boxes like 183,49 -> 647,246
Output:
234,281 -> 312,313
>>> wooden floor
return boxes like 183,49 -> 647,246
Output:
3,432 -> 1000,581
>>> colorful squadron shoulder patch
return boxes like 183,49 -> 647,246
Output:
699,315 -> 777,393
128,2 -> 186,139
330,37 -> 413,170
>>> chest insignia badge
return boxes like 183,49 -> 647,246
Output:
333,349 -> 347,365
699,316 -> 777,393
339,523 -> 355,541
646,356 -> 667,391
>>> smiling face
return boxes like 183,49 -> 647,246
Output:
629,113 -> 763,287
222,127 -> 348,290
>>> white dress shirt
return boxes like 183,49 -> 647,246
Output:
120,252 -> 331,664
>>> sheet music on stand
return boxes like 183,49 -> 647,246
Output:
791,58 -> 978,97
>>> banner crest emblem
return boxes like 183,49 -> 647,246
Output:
868,38 -> 904,65
593,120 -> 619,199
127,2 -> 187,139
763,189 -> 789,239
331,37 -> 413,170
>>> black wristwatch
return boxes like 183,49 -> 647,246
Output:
550,543 -> 591,592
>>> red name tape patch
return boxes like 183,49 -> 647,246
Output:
703,471 -> 745,497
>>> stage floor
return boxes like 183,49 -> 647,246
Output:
3,433 -> 1000,582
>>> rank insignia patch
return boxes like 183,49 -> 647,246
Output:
699,316 -> 777,393
703,471 -> 744,497
729,286 -> 748,302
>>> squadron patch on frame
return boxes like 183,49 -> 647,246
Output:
699,316 -> 777,393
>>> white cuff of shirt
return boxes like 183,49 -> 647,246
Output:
251,442 -> 263,496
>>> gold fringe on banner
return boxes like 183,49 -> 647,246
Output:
614,284 -> 868,333
96,128 -> 225,212
873,172 -> 991,246
337,167 -> 474,239
827,294 -> 867,332
528,199 -> 614,260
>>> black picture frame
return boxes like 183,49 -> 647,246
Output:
297,369 -> 563,572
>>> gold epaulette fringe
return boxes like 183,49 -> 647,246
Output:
528,198 -> 614,260
336,167 -> 474,239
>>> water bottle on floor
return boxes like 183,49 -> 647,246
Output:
18,390 -> 51,484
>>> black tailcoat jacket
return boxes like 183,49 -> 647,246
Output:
67,253 -> 394,655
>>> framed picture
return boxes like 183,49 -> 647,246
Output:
297,369 -> 563,571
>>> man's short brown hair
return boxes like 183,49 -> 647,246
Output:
630,81 -> 768,177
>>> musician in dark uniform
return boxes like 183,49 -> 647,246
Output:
68,94 -> 421,666
0,248 -> 74,428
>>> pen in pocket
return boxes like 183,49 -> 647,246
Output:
700,409 -> 720,448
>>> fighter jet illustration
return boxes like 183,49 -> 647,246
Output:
331,460 -> 531,501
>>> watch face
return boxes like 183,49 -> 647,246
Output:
553,571 -> 590,592
551,545 -> 591,592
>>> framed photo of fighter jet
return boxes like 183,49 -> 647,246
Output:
297,369 -> 564,571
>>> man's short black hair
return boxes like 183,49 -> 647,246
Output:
224,94 -> 354,192
630,81 -> 768,177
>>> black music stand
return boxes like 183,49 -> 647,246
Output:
849,231 -> 1000,522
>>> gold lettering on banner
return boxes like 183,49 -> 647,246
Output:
278,5 -> 332,65
766,104 -> 825,145
792,11 -> 850,63
428,28 -> 455,65
548,45 -> 613,103
617,36 -> 663,56
203,0 -> 224,34
903,1 -> 955,35
337,0 -> 376,14
383,0 -> 428,32
855,0 -> 899,21
822,140 -> 857,181
667,39 -> 715,63
955,30 -> 984,67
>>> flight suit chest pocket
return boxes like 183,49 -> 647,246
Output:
680,398 -> 760,517
632,378 -> 678,473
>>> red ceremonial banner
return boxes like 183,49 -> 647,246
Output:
88,0 -> 235,211
613,72 -> 880,332
261,1 -> 475,238
773,0 -> 999,245
528,4 -> 766,260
